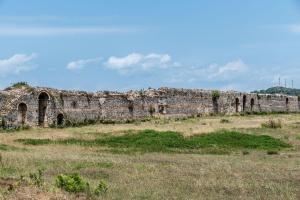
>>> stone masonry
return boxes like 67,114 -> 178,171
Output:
0,85 -> 299,128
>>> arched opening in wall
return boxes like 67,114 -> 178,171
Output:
57,113 -> 64,126
148,105 -> 155,117
38,92 -> 49,126
128,101 -> 134,116
235,98 -> 239,113
242,95 -> 247,112
212,96 -> 219,114
250,98 -> 255,111
286,98 -> 289,111
18,103 -> 27,125
159,105 -> 166,114
71,101 -> 78,109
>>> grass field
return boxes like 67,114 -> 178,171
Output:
1,114 -> 300,199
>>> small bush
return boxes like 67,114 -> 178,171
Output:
242,150 -> 250,155
261,119 -> 282,129
94,180 -> 108,195
56,174 -> 89,193
11,82 -> 29,88
212,90 -> 220,99
220,119 -> 230,123
267,150 -> 279,155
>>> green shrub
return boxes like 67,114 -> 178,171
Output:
56,174 -> 89,193
261,119 -> 282,129
212,90 -> 220,99
94,180 -> 108,195
220,119 -> 230,123
267,150 -> 279,155
11,82 -> 29,88
242,150 -> 250,155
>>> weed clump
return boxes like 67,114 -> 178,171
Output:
56,174 -> 108,196
267,150 -> 279,155
220,119 -> 230,123
261,119 -> 282,129
94,180 -> 108,195
56,174 -> 89,193
29,169 -> 44,187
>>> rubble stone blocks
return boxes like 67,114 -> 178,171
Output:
0,85 -> 299,128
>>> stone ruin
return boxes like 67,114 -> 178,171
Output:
0,84 -> 299,128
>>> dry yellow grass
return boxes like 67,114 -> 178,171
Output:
1,114 -> 300,199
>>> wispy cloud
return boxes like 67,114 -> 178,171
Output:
67,57 -> 102,70
167,59 -> 248,83
105,53 -> 176,73
0,26 -> 139,36
0,53 -> 38,76
287,24 -> 300,33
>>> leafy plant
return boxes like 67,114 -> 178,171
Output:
212,90 -> 220,99
94,180 -> 108,195
11,82 -> 29,88
56,174 -> 89,193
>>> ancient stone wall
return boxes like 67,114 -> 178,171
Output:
0,86 -> 299,128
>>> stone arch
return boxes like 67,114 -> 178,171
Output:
286,97 -> 289,111
18,103 -> 27,125
71,101 -> 78,109
250,98 -> 255,111
235,98 -> 240,113
38,92 -> 50,126
128,101 -> 134,116
158,105 -> 166,114
57,113 -> 64,126
242,95 -> 247,112
212,96 -> 219,114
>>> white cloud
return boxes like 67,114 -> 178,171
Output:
217,59 -> 247,75
0,53 -> 38,76
67,57 -> 102,70
287,24 -> 300,33
168,59 -> 248,83
0,26 -> 138,36
105,53 -> 173,73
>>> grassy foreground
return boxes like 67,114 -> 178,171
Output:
0,114 -> 300,199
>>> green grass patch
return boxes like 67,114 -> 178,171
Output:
16,130 -> 291,153
0,144 -> 19,151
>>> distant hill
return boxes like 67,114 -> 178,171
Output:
252,87 -> 300,96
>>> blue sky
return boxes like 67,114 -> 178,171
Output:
1,0 -> 300,92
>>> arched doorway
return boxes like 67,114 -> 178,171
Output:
57,113 -> 64,126
18,103 -> 27,125
250,98 -> 255,111
242,95 -> 247,112
286,98 -> 289,111
235,98 -> 239,113
212,96 -> 219,114
38,92 -> 49,126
